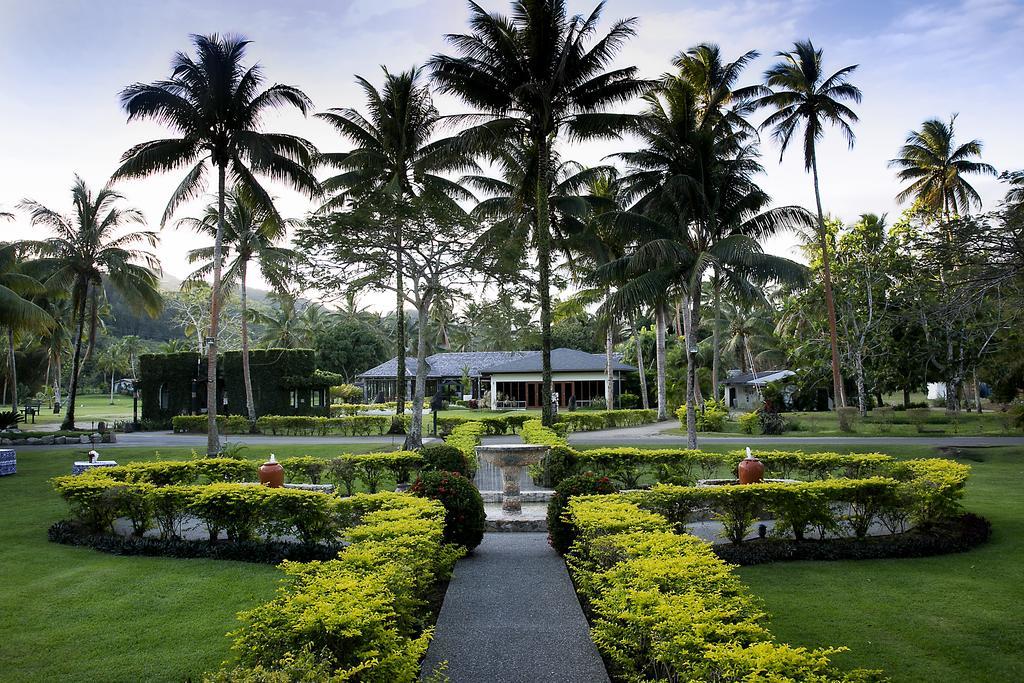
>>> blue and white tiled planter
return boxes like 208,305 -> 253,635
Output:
0,449 -> 15,476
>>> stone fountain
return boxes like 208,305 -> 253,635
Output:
474,444 -> 550,515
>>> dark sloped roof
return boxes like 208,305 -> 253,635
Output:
356,351 -> 532,379
481,347 -> 635,373
723,369 -> 794,385
356,348 -> 635,378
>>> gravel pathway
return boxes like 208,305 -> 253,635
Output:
421,533 -> 608,683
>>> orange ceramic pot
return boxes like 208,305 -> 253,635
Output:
258,460 -> 285,488
737,457 -> 764,485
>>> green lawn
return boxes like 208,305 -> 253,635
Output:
735,444 -> 1024,682
0,442 -> 386,683
665,408 -> 1021,437
2,393 -> 135,429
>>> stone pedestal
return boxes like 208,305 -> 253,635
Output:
475,444 -> 550,517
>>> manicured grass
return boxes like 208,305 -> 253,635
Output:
2,393 -> 134,429
664,407 -> 1021,437
736,445 -> 1024,682
0,443 -> 387,683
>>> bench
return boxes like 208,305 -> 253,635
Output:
21,400 -> 43,424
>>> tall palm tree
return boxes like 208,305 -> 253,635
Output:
21,177 -> 160,430
115,33 -> 318,455
756,39 -> 862,410
96,341 -> 128,405
0,239 -> 53,412
317,66 -> 470,419
254,291 -> 300,349
430,0 -> 645,426
181,187 -> 299,426
889,116 -> 996,221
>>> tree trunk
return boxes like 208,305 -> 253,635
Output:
854,349 -> 867,418
53,352 -> 62,413
604,292 -> 614,409
395,226 -> 406,414
681,292 -> 697,448
973,368 -> 983,413
711,275 -> 722,402
6,328 -> 16,414
903,387 -> 910,408
633,319 -> 649,410
655,304 -> 668,421
206,164 -> 226,455
811,152 -> 845,410
944,322 -> 957,414
109,370 -> 115,405
61,280 -> 88,430
240,262 -> 257,428
536,135 -> 554,426
406,294 -> 432,451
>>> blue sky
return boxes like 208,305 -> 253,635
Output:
1,0 -> 1022,297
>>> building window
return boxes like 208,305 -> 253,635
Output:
290,389 -> 298,408
311,389 -> 322,407
158,383 -> 169,410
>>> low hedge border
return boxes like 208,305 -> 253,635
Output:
712,513 -> 991,565
47,520 -> 346,564
565,496 -> 888,682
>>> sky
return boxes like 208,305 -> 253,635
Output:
1,0 -> 1022,308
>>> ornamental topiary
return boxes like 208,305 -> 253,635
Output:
547,472 -> 617,555
419,442 -> 470,478
410,471 -> 485,552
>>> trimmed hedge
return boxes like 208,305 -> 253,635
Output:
547,473 -> 617,554
172,414 -> 251,434
411,471 -> 486,552
219,493 -> 463,681
565,497 -> 886,682
445,421 -> 485,475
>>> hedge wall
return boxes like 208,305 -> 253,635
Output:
138,352 -> 201,422
222,348 -> 328,418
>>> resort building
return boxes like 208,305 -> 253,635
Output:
722,369 -> 796,411
356,348 -> 636,409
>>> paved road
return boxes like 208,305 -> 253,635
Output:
28,431 -> 431,450
566,421 -> 1024,448
421,533 -> 608,683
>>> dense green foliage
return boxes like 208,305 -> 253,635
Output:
419,442 -> 471,478
565,497 -> 884,681
547,472 -> 617,554
411,471 -> 486,552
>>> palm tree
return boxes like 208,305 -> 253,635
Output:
160,338 -> 191,353
430,0 -> 645,426
890,116 -> 996,221
756,39 -> 862,410
317,66 -> 470,420
21,177 -> 160,430
181,187 -> 299,426
611,75 -> 806,444
254,291 -> 300,349
115,33 -> 318,455
0,239 -> 53,412
96,342 -> 128,405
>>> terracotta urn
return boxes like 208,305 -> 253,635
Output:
258,454 -> 285,488
737,447 -> 764,485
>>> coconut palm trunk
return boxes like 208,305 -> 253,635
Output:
6,329 -> 16,414
711,276 -> 722,401
240,261 -> 257,428
62,280 -> 88,430
811,153 -> 845,409
655,303 -> 668,421
633,319 -> 650,410
604,288 -> 614,408
205,165 -> 226,455
395,242 -> 406,413
681,292 -> 697,448
537,136 -> 554,426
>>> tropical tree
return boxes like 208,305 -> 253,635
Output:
317,65 -> 470,419
756,39 -> 862,410
890,116 -> 997,222
0,238 -> 53,412
20,177 -> 160,430
181,187 -> 299,425
96,341 -> 128,405
115,33 -> 318,454
253,291 -> 300,349
430,0 -> 645,425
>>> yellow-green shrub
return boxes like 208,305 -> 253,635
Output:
223,494 -> 462,682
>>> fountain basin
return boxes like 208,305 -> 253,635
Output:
475,444 -> 550,515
